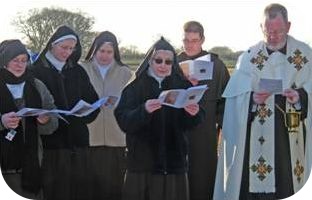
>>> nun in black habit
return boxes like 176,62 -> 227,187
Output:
0,39 -> 58,199
114,37 -> 205,200
31,25 -> 99,200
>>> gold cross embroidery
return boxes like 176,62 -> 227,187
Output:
250,156 -> 273,181
256,104 -> 272,125
287,49 -> 308,71
294,159 -> 304,183
250,50 -> 268,70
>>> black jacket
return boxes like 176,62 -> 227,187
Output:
31,26 -> 99,149
115,71 -> 204,174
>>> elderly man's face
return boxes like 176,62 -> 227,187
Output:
261,14 -> 290,51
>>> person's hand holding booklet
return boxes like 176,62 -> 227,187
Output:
158,85 -> 208,108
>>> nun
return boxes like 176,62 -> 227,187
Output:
114,37 -> 205,200
80,31 -> 132,200
0,39 -> 58,199
31,25 -> 99,200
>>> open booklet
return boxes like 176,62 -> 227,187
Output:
179,54 -> 214,81
16,96 -> 119,118
158,85 -> 208,108
258,78 -> 283,94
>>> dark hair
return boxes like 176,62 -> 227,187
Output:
264,3 -> 288,22
183,21 -> 204,38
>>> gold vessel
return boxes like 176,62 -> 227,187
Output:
275,104 -> 301,133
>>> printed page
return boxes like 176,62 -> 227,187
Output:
16,107 -> 68,122
102,96 -> 119,108
69,96 -> 116,116
183,85 -> 208,106
179,59 -> 214,81
158,89 -> 186,108
191,60 -> 214,80
259,78 -> 283,94
179,60 -> 191,78
16,97 -> 111,118
16,108 -> 48,117
158,85 -> 208,108
195,54 -> 211,62
68,100 -> 94,117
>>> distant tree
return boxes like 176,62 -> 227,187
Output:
209,46 -> 233,57
120,45 -> 144,60
119,45 -> 144,70
209,46 -> 242,68
12,7 -> 96,56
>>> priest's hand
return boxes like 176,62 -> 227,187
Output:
184,103 -> 199,116
283,88 -> 299,104
253,91 -> 271,104
145,99 -> 162,113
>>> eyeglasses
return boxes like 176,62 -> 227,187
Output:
263,29 -> 286,37
154,58 -> 173,65
182,39 -> 201,44
11,58 -> 28,65
57,45 -> 76,52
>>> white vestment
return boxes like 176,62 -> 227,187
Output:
214,36 -> 312,200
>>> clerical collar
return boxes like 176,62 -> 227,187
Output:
45,51 -> 66,71
266,44 -> 287,55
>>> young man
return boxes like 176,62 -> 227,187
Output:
177,21 -> 230,200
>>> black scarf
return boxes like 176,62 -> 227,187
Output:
0,68 -> 42,193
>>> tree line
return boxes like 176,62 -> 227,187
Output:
12,7 -> 241,69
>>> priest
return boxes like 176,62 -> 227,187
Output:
214,3 -> 312,200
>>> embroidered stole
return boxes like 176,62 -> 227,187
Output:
249,48 -> 307,193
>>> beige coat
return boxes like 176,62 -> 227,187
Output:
80,60 -> 132,146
